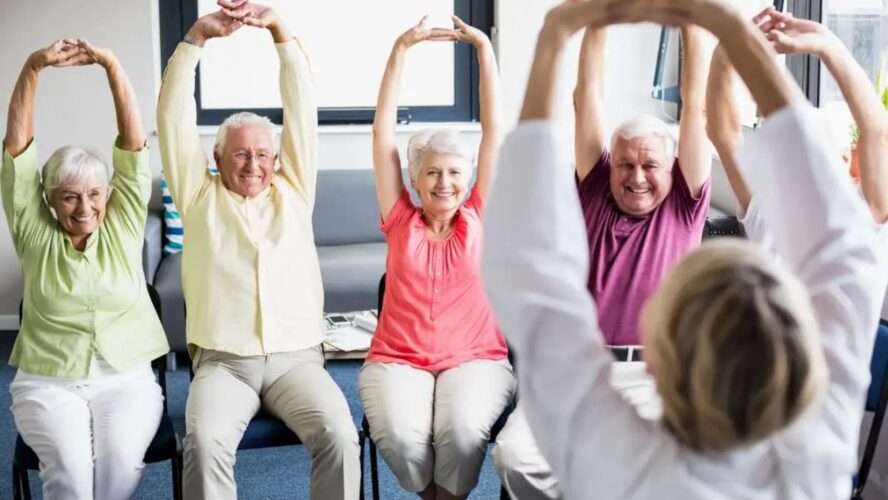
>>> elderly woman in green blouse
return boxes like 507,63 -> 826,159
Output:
1,39 -> 169,500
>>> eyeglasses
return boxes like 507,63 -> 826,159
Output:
231,150 -> 274,164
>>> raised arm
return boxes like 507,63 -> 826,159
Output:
4,40 -> 86,156
453,15 -> 501,199
157,10 -> 242,214
77,41 -> 145,151
3,41 -> 95,249
760,7 -> 888,223
373,18 -> 457,220
677,26 -> 715,197
705,45 -> 751,211
222,1 -> 318,204
574,28 -> 606,182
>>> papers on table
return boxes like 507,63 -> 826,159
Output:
323,310 -> 378,353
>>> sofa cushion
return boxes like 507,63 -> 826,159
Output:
313,170 -> 385,246
318,242 -> 387,312
153,252 -> 187,352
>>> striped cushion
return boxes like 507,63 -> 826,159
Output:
161,166 -> 218,255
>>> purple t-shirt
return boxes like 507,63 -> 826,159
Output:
577,150 -> 711,345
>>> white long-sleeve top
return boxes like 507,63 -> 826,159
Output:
482,104 -> 887,500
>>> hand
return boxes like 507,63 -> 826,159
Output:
396,16 -> 458,50
218,1 -> 280,30
26,39 -> 90,70
452,15 -> 490,49
75,39 -> 117,69
753,7 -> 834,56
185,10 -> 244,46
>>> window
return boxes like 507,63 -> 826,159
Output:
159,0 -> 493,125
821,0 -> 887,106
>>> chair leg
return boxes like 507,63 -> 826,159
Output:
359,432 -> 366,500
14,461 -> 32,500
369,439 -> 380,500
171,454 -> 183,500
12,462 -> 22,500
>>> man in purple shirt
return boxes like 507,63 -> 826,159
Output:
493,25 -> 713,500
574,26 -> 712,349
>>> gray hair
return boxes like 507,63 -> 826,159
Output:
610,114 -> 677,162
214,111 -> 277,157
42,146 -> 111,197
406,129 -> 473,182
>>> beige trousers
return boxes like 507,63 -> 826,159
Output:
182,346 -> 361,500
494,362 -> 661,500
359,359 -> 516,496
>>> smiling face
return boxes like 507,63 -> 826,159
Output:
609,135 -> 674,217
215,124 -> 278,198
411,152 -> 470,218
49,180 -> 108,242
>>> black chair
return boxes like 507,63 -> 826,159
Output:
703,215 -> 744,240
182,308 -> 367,499
361,274 -> 512,500
852,319 -> 888,500
12,285 -> 183,500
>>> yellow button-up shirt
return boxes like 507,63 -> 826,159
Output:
1,141 -> 169,378
157,41 -> 324,356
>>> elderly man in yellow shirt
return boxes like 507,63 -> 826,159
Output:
156,2 -> 360,499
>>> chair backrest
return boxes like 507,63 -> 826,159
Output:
703,216 -> 744,240
867,322 -> 888,412
856,320 -> 888,496
377,273 -> 386,314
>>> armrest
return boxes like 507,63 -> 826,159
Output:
143,212 -> 163,284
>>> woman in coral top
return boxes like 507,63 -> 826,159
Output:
359,15 -> 513,500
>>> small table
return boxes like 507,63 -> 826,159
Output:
323,311 -> 376,360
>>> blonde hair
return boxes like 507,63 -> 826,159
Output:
406,129 -> 472,182
642,239 -> 827,452
610,114 -> 677,161
214,111 -> 277,157
42,146 -> 111,197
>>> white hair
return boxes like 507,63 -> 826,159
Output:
214,111 -> 278,157
610,114 -> 677,162
42,146 -> 111,196
406,129 -> 473,182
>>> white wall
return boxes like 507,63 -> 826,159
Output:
0,0 -> 718,322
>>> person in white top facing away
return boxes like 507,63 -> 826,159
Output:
706,6 -> 888,321
482,1 -> 887,499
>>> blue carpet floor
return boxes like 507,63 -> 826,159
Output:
0,333 -> 506,499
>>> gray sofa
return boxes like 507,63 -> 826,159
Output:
143,169 -> 387,352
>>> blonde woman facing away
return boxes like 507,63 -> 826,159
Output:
483,1 -> 886,499
359,15 -> 514,500
2,40 -> 168,499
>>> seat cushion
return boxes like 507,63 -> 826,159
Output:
318,243 -> 387,313
153,252 -> 187,353
238,411 -> 303,451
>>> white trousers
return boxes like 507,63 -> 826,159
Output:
10,361 -> 163,500
494,362 -> 660,500
359,359 -> 516,496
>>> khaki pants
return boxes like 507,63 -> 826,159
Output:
494,362 -> 660,500
182,346 -> 360,500
358,359 -> 516,496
